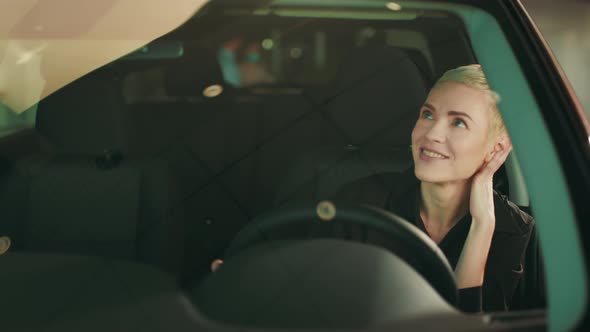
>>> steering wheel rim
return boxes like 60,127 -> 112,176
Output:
224,202 -> 458,306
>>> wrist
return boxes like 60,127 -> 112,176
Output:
470,217 -> 495,234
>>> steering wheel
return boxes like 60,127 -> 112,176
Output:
223,201 -> 458,306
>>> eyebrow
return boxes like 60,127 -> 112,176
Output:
423,103 -> 474,122
448,111 -> 474,122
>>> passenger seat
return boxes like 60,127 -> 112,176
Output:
0,68 -> 185,277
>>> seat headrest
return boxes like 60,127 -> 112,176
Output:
318,46 -> 429,145
332,45 -> 428,94
36,68 -> 129,155
398,47 -> 434,87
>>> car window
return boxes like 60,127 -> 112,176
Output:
112,5 -> 476,221
0,103 -> 36,138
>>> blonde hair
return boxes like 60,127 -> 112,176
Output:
433,64 -> 506,137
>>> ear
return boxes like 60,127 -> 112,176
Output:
484,134 -> 512,163
497,134 -> 513,152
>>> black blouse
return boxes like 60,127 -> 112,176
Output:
386,184 -> 540,312
329,172 -> 546,312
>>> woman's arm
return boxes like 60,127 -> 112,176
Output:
455,219 -> 495,288
455,136 -> 512,309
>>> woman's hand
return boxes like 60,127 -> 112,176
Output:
469,138 -> 513,229
211,259 -> 224,272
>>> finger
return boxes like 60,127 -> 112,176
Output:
211,259 -> 224,272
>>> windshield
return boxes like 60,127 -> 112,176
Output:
113,3 -> 480,281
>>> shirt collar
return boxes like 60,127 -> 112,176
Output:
388,183 -> 530,236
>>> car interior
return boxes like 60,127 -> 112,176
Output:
1,1 -> 585,331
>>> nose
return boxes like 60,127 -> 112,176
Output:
425,119 -> 446,143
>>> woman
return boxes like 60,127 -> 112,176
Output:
389,64 -> 540,312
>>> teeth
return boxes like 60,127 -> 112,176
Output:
422,149 -> 446,158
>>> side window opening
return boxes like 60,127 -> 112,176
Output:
0,103 -> 36,138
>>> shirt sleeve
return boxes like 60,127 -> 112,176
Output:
483,192 -> 537,311
508,225 -> 547,310
458,286 -> 483,312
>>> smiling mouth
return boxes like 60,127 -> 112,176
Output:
420,148 -> 448,159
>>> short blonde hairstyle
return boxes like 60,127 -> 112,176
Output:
433,64 -> 507,137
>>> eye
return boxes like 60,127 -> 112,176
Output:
421,110 -> 433,120
453,118 -> 467,128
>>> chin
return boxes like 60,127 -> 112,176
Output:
414,168 -> 442,183
413,167 -> 470,184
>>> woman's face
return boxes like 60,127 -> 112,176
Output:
411,81 -> 496,184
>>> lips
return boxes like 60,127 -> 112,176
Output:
419,147 -> 449,159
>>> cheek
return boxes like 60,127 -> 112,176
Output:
410,124 -> 423,161
454,137 -> 489,166
411,122 -> 424,143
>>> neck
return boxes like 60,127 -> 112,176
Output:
420,180 -> 471,229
